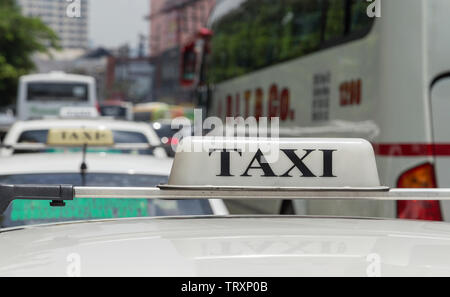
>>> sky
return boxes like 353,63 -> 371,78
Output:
89,0 -> 150,51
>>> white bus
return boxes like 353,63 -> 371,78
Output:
181,0 -> 450,221
17,71 -> 98,121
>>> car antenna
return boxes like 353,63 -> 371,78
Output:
80,144 -> 88,186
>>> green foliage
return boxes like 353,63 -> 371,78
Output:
0,0 -> 60,106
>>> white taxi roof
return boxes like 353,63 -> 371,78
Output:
3,137 -> 450,277
6,118 -> 154,134
0,153 -> 172,176
1,217 -> 450,277
3,119 -> 161,147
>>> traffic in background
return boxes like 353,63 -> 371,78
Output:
4,0 -> 450,278
2,0 -> 450,226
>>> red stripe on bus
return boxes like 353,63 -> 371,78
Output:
372,144 -> 450,156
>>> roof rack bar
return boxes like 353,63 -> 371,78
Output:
73,187 -> 450,201
3,185 -> 450,216
0,184 -> 74,214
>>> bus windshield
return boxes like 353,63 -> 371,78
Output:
26,82 -> 89,102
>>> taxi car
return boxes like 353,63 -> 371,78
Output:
1,137 -> 450,277
0,118 -> 166,157
152,119 -> 193,157
0,129 -> 228,228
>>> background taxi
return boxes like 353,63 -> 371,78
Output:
1,118 -> 166,157
0,145 -> 228,228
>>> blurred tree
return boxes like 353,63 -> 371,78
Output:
0,0 -> 60,107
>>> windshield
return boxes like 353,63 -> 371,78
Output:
0,173 -> 213,228
99,105 -> 127,118
26,82 -> 89,102
15,129 -> 154,155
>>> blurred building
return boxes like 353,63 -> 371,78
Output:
72,48 -> 112,102
32,49 -> 86,73
149,0 -> 214,56
32,48 -> 111,102
17,0 -> 88,49
106,56 -> 154,103
149,0 -> 215,103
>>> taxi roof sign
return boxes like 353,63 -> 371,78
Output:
168,137 -> 380,189
3,137 -> 450,215
47,128 -> 114,147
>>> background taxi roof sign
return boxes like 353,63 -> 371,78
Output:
168,137 -> 380,189
47,128 -> 114,147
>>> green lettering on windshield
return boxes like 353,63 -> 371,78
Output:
10,199 -> 149,221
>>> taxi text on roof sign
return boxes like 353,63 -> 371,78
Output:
47,128 -> 114,147
168,137 -> 380,188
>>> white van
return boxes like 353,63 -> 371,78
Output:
16,72 -> 98,120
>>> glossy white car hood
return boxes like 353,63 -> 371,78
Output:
1,217 -> 450,277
